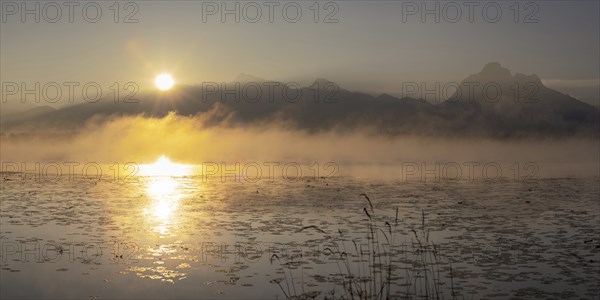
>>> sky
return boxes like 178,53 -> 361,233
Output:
1,0 -> 599,107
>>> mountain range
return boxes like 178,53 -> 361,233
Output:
1,63 -> 598,138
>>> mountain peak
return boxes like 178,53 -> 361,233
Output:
232,73 -> 266,83
463,63 -> 545,86
478,62 -> 512,79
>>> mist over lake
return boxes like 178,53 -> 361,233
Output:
1,1 -> 599,299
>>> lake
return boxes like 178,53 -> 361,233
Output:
1,173 -> 598,299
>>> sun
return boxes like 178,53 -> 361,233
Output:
154,73 -> 175,90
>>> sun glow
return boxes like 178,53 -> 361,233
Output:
140,156 -> 190,232
154,73 -> 175,90
139,155 -> 192,177
146,176 -> 180,220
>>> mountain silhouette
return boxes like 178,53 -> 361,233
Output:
1,63 -> 598,137
439,62 -> 598,136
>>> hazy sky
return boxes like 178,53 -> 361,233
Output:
1,0 -> 599,106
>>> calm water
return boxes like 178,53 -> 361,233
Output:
1,174 -> 599,299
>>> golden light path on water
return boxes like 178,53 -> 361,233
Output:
110,155 -> 203,284
139,156 -> 193,236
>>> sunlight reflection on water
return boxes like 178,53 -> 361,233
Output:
144,176 -> 188,236
1,174 -> 598,299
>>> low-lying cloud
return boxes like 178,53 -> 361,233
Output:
1,113 -> 598,179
